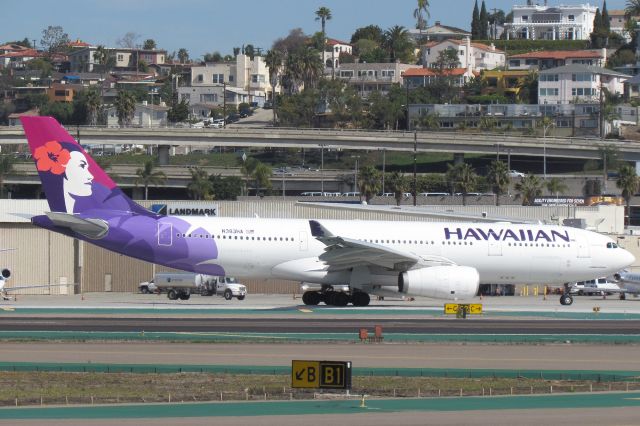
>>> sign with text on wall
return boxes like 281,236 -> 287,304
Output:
291,360 -> 352,389
151,203 -> 218,216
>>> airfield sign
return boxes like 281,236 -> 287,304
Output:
291,360 -> 352,389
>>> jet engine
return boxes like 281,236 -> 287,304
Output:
0,268 -> 9,279
398,266 -> 479,300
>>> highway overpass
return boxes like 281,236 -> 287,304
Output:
3,126 -> 640,163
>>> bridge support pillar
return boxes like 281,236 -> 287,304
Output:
453,153 -> 464,165
158,145 -> 170,165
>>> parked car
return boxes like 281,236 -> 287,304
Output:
226,114 -> 240,123
263,101 -> 273,109
210,119 -> 225,128
508,170 -> 525,178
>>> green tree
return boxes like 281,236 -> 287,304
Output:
210,174 -> 243,200
167,98 -> 189,123
514,174 -> 543,206
350,25 -> 385,45
479,1 -> 489,39
134,160 -> 167,200
546,177 -> 568,200
143,39 -> 157,50
414,0 -> 430,34
40,25 -> 70,54
265,49 -> 284,125
83,87 -> 103,126
177,48 -> 190,64
203,51 -> 223,62
516,71 -> 538,104
617,163 -> 639,225
471,0 -> 480,40
0,155 -> 15,198
357,165 -> 381,203
446,163 -> 478,205
315,7 -> 332,41
626,0 -> 640,16
114,90 -> 137,127
386,171 -> 409,206
252,162 -> 273,196
240,157 -> 258,196
487,160 -> 509,206
602,1 -> 611,33
599,144 -> 620,190
187,167 -> 214,200
383,25 -> 414,63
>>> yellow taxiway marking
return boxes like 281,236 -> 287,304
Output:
298,309 -> 313,313
1,307 -> 15,311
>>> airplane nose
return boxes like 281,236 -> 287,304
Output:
621,249 -> 636,269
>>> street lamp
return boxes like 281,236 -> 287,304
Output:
380,148 -> 386,195
413,131 -> 417,207
351,155 -> 360,194
320,144 -> 325,195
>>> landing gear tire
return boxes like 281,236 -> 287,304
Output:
224,289 -> 233,300
167,289 -> 178,300
560,294 -> 573,306
333,292 -> 349,307
141,287 -> 150,294
324,291 -> 337,306
620,293 -> 626,300
302,291 -> 320,305
352,292 -> 371,307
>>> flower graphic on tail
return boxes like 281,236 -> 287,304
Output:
34,140 -> 70,175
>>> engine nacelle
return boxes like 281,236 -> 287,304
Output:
1,268 -> 10,279
399,266 -> 479,300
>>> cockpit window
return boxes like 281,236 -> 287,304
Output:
606,242 -> 619,249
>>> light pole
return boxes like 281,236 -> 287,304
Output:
381,148 -> 386,195
320,144 -> 325,194
351,155 -> 360,194
413,131 -> 417,206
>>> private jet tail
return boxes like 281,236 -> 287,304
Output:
20,116 -> 151,216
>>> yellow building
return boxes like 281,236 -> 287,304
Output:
482,70 -> 531,101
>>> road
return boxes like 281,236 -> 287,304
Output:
1,316 -> 640,334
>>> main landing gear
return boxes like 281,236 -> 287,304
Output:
302,289 -> 371,307
559,293 -> 573,306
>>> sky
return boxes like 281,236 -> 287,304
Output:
0,0 -> 629,59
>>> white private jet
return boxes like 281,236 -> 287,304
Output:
613,271 -> 640,299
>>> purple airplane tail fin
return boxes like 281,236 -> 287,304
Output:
21,116 -> 151,216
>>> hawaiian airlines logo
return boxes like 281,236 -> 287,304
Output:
444,227 -> 570,243
34,140 -> 70,175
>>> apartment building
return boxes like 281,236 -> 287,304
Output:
322,38 -> 352,69
538,64 -> 629,105
335,62 -> 413,97
408,21 -> 471,42
68,47 -> 166,73
404,67 -> 475,88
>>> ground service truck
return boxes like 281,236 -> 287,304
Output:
139,273 -> 247,300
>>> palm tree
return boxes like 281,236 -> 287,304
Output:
297,48 -> 323,89
177,48 -> 190,64
114,90 -> 136,127
514,174 -> 543,206
187,167 -> 213,200
384,25 -> 412,63
315,7 -> 332,39
487,160 -> 509,206
413,0 -> 430,34
386,171 -> 409,206
546,177 -> 568,200
626,0 -> 640,17
252,162 -> 272,196
84,88 -> 102,126
357,165 -> 381,203
134,160 -> 166,200
516,71 -> 538,104
0,155 -> 15,198
264,49 -> 283,126
617,163 -> 639,226
240,157 -> 258,196
446,163 -> 478,206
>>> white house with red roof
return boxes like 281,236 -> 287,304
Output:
507,49 -> 607,71
322,38 -> 352,69
0,48 -> 41,69
422,38 -> 505,72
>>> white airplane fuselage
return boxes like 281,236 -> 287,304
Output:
171,217 -> 632,286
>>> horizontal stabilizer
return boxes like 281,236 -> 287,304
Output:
45,212 -> 109,239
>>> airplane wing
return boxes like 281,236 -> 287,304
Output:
2,283 -> 73,293
309,220 -> 455,271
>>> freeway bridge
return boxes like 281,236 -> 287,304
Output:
2,126 -> 640,163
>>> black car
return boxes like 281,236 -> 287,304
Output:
226,114 -> 240,123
